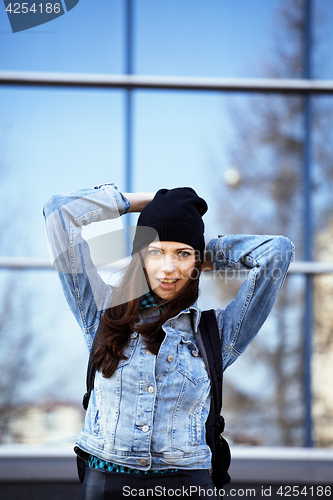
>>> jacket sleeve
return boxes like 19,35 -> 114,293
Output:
205,234 -> 294,370
43,183 -> 130,349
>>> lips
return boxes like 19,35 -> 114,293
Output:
157,278 -> 179,290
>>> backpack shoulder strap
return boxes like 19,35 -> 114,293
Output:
197,310 -> 231,487
197,309 -> 223,414
82,336 -> 98,410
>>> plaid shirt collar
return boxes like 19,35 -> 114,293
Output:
139,291 -> 161,310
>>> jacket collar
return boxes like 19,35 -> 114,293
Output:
166,302 -> 201,333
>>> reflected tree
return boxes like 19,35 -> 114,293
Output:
0,278 -> 35,443
215,0 -> 333,445
0,155 -> 36,443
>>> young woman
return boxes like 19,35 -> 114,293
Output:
44,183 -> 294,499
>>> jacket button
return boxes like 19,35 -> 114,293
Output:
148,386 -> 154,394
141,424 -> 149,433
167,355 -> 174,363
191,350 -> 199,357
138,459 -> 148,466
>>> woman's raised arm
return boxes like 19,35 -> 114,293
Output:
206,234 -> 294,370
43,183 -> 130,349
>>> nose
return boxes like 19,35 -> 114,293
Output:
160,254 -> 177,273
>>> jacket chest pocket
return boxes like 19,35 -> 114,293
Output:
177,337 -> 209,384
117,332 -> 139,368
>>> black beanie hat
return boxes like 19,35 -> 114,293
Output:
132,187 -> 208,261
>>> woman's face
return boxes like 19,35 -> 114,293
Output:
144,241 -> 196,300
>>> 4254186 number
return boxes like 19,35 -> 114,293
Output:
6,3 -> 61,14
276,486 -> 331,497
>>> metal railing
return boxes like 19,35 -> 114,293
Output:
1,444 -> 333,483
1,70 -> 333,94
0,256 -> 333,274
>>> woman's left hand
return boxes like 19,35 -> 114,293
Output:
201,253 -> 214,271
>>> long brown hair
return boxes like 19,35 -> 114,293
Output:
93,252 -> 201,378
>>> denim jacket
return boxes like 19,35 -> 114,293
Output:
43,183 -> 294,471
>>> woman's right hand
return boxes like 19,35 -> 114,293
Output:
123,192 -> 156,213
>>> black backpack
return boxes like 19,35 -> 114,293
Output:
75,309 -> 231,489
